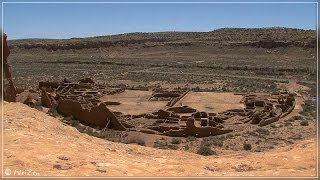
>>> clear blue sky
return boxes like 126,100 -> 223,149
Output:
2,0 -> 318,40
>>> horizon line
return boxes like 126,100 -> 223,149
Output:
2,1 -> 319,4
7,26 -> 317,41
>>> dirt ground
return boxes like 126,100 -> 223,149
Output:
175,92 -> 245,113
2,102 -> 317,177
100,91 -> 245,115
100,90 -> 168,115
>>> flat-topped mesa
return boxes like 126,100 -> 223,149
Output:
9,28 -> 316,51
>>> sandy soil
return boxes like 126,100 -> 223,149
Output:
2,102 -> 317,177
176,92 -> 245,113
279,82 -> 311,93
100,90 -> 168,115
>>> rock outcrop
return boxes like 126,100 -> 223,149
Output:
2,33 -> 16,102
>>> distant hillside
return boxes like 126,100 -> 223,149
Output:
8,27 -> 316,51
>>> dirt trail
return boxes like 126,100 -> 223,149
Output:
2,102 -> 317,177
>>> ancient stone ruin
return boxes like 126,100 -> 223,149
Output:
37,79 -> 126,130
149,88 -> 189,107
123,89 -> 295,137
13,76 -> 296,138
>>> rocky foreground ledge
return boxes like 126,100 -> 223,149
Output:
2,102 -> 316,177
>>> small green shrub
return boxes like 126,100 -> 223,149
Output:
136,139 -> 146,146
186,136 -> 197,142
167,144 -> 179,150
62,115 -> 79,127
48,108 -> 60,117
102,129 -> 122,142
153,140 -> 168,149
300,100 -> 316,119
126,137 -> 146,146
203,136 -> 224,147
63,115 -> 75,121
201,140 -> 212,147
70,119 -> 80,127
293,115 -> 304,120
256,128 -> 270,136
221,87 -> 227,92
243,143 -> 252,151
300,120 -> 309,126
32,100 -> 43,111
171,138 -> 182,144
225,134 -> 234,139
108,138 -> 121,142
197,145 -> 216,156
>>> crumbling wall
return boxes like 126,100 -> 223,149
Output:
162,118 -> 232,137
241,92 -> 295,126
166,90 -> 190,107
57,99 -> 126,130
167,106 -> 196,113
258,108 -> 282,126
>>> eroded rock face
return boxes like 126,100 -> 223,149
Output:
250,40 -> 290,49
2,33 -> 16,102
